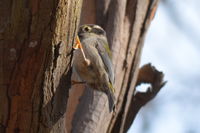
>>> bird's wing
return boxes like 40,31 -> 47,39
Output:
95,38 -> 115,84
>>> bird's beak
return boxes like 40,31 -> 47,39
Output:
73,36 -> 82,49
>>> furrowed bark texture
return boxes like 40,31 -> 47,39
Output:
67,0 -> 160,133
0,0 -> 82,133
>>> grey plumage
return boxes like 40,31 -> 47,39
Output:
73,24 -> 115,112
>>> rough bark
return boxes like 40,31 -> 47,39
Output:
67,0 -> 163,133
0,0 -> 82,133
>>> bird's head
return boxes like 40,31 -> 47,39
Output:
78,24 -> 106,39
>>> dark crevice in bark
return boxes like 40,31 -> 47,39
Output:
96,0 -> 111,28
37,50 -> 49,132
140,0 -> 156,35
122,0 -> 137,70
111,40 -> 139,133
110,1 -> 138,132
14,127 -> 20,133
5,81 -> 11,129
0,123 -> 6,133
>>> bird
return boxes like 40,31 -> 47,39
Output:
73,24 -> 116,112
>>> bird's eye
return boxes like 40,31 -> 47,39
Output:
83,26 -> 91,32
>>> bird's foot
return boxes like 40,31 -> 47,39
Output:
71,80 -> 86,85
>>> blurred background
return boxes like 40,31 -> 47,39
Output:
128,0 -> 200,133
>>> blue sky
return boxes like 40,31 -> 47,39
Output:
128,0 -> 200,133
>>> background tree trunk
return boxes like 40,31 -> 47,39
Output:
67,0 -> 161,133
0,0 -> 82,133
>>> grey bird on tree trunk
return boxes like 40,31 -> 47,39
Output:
73,24 -> 116,112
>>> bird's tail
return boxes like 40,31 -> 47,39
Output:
105,88 -> 116,112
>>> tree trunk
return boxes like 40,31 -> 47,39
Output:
0,0 -> 82,133
1,0 -> 164,133
67,0 -> 161,133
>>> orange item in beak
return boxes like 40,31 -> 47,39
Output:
73,36 -> 90,66
73,36 -> 82,49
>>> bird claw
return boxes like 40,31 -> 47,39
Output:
71,80 -> 86,85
